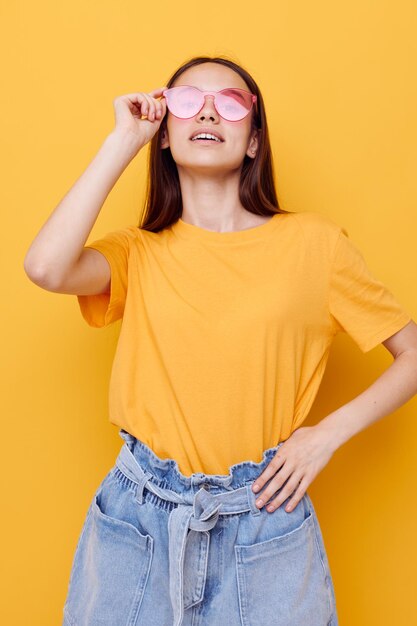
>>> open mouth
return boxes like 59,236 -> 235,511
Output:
190,138 -> 223,144
190,132 -> 224,143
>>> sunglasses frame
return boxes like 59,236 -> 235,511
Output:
162,85 -> 258,121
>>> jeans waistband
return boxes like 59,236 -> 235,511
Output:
117,428 -> 284,491
115,429 -> 285,626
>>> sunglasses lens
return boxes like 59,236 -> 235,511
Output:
165,87 -> 202,118
164,87 -> 254,121
216,89 -> 254,121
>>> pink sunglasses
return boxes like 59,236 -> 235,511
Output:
162,85 -> 257,122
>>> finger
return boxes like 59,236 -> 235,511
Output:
139,94 -> 155,120
153,95 -> 166,119
159,97 -> 167,118
148,94 -> 165,121
146,93 -> 167,121
148,86 -> 168,97
252,452 -> 285,493
267,474 -> 306,513
145,87 -> 168,120
254,465 -> 293,509
124,93 -> 155,120
283,480 -> 308,513
120,93 -> 151,118
123,87 -> 167,101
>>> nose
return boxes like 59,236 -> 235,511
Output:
197,94 -> 219,120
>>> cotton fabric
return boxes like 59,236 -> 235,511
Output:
77,211 -> 411,476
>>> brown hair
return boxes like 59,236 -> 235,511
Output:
139,54 -> 290,232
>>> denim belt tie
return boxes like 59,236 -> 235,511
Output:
115,440 -> 262,626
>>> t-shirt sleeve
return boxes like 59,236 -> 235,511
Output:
329,228 -> 412,353
76,225 -> 138,328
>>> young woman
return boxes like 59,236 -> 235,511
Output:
24,55 -> 417,626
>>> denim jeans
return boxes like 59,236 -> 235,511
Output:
63,428 -> 339,625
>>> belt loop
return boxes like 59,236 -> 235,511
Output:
246,483 -> 261,517
134,470 -> 153,505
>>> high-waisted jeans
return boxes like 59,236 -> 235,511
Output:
63,428 -> 339,625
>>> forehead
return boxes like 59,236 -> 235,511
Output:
172,63 -> 249,91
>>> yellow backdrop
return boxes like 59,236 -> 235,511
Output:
2,0 -> 416,624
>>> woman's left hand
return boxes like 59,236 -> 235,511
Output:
251,425 -> 336,513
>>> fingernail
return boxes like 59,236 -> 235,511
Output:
256,499 -> 263,507
252,483 -> 260,492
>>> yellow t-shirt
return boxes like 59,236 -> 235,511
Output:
77,211 -> 411,476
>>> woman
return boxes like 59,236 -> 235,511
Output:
24,55 -> 417,626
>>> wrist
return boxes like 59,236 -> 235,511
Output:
314,412 -> 350,453
105,129 -> 144,159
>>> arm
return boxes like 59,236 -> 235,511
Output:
315,319 -> 417,450
251,319 -> 417,514
23,88 -> 167,294
23,130 -> 141,291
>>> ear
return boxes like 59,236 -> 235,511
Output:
246,128 -> 259,159
160,126 -> 169,149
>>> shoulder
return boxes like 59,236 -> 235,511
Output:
282,211 -> 350,263
96,224 -> 142,243
290,210 -> 345,234
289,210 -> 347,247
122,224 -> 143,240
86,224 -> 142,253
110,224 -> 146,249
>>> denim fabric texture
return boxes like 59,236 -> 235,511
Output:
63,428 -> 339,625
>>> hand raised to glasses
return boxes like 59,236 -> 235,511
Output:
252,426 -> 336,513
112,87 -> 168,151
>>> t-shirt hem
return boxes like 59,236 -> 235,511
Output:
76,242 -> 124,327
359,313 -> 412,353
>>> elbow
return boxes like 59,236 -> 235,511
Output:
23,255 -> 61,291
23,254 -> 42,285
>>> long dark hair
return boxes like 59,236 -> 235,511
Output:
139,55 -> 290,232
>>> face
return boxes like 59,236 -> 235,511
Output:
160,63 -> 259,174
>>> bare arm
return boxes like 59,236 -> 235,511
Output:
315,319 -> 417,449
249,319 -> 417,515
23,87 -> 167,295
23,130 -> 141,292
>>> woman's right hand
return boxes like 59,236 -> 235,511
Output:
112,87 -> 168,149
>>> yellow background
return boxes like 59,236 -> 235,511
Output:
2,1 -> 416,623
